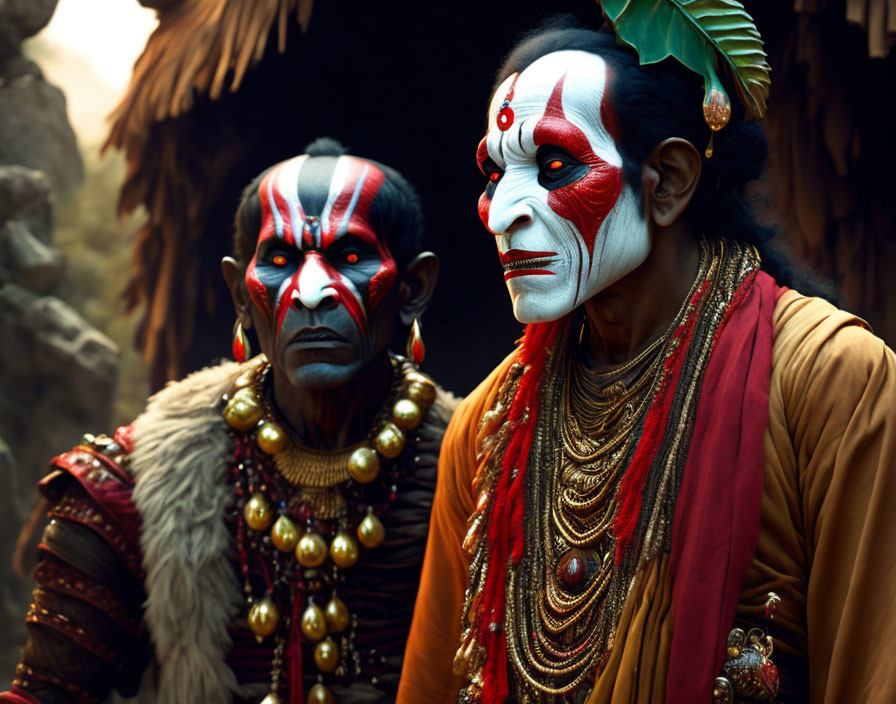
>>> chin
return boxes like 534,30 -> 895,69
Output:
510,289 -> 576,324
283,359 -> 364,392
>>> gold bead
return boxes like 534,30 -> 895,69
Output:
232,386 -> 257,403
357,510 -> 385,549
300,601 -> 327,641
223,395 -> 263,431
256,421 -> 289,455
313,637 -> 340,672
347,446 -> 380,484
374,422 -> 405,459
727,645 -> 741,659
329,531 -> 359,569
244,494 -> 273,531
324,595 -> 350,633
392,398 -> 423,431
405,371 -> 428,385
296,532 -> 328,568
406,374 -> 436,406
307,683 -> 335,704
270,515 -> 300,552
260,694 -> 283,704
233,370 -> 254,388
248,596 -> 279,641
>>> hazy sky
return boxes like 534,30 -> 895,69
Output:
24,0 -> 158,146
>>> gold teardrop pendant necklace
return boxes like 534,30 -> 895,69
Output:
223,354 -> 438,704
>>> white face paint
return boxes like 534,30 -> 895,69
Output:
477,50 -> 651,323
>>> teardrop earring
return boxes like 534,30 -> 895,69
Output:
233,322 -> 251,363
406,319 -> 425,367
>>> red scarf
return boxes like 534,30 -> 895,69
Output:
665,271 -> 777,703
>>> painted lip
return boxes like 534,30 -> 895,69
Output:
289,326 -> 349,346
499,249 -> 558,280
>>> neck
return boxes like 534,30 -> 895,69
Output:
270,353 -> 394,450
583,224 -> 700,366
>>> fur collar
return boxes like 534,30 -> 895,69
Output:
123,359 -> 456,704
129,360 -> 244,704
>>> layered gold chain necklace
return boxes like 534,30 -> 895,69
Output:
504,251 -> 710,703
460,238 -> 761,704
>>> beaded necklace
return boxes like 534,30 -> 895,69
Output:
223,354 -> 437,704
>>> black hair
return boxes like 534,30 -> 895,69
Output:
233,137 -> 424,268
497,18 -> 839,302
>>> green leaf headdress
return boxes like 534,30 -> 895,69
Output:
600,0 -> 771,134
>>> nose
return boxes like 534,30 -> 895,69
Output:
507,214 -> 531,234
292,252 -> 337,309
488,187 -> 534,237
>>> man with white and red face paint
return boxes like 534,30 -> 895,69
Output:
400,21 -> 896,704
2,141 -> 456,704
477,50 -> 650,324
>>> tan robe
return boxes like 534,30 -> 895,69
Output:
396,291 -> 896,704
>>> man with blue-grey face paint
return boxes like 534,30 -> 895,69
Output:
2,138 -> 455,704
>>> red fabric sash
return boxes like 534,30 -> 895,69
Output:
664,271 -> 777,703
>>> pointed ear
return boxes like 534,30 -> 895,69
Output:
221,257 -> 254,329
643,138 -> 702,228
398,252 -> 439,326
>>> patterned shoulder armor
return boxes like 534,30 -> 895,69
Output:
41,424 -> 135,495
39,424 -> 142,575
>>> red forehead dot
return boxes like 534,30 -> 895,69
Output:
497,106 -> 514,131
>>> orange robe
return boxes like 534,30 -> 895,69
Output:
397,291 -> 896,704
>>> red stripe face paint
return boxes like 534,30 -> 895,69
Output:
533,73 -> 624,263
476,137 -> 493,228
245,158 -> 309,318
477,51 -> 651,324
245,154 -> 399,357
320,158 -> 397,313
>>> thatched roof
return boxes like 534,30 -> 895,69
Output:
109,0 -> 314,135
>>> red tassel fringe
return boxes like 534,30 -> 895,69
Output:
477,318 -> 565,703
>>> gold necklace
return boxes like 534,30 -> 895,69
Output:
523,255 -> 713,700
483,239 -> 761,702
222,355 -> 440,704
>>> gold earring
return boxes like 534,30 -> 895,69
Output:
233,322 -> 251,363
406,318 -> 425,367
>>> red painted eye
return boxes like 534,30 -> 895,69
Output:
549,160 -> 564,170
489,172 -> 501,182
346,252 -> 359,264
272,255 -> 287,266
